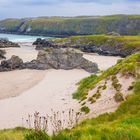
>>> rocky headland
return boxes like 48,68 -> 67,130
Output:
33,35 -> 140,57
0,15 -> 140,36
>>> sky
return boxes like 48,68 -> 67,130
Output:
0,0 -> 140,19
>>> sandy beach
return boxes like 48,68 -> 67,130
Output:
0,69 -> 89,132
84,53 -> 120,70
0,45 -> 38,62
0,46 -> 120,132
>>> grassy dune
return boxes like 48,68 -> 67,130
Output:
73,52 -> 140,100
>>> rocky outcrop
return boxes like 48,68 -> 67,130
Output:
0,49 -> 98,73
26,49 -> 98,73
33,37 -> 140,57
0,55 -> 24,71
0,50 -> 6,59
0,38 -> 20,48
33,38 -> 66,50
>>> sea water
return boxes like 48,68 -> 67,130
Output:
0,33 -> 50,42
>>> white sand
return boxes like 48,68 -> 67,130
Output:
84,53 -> 121,70
0,46 -> 38,62
0,70 -> 46,99
0,69 -> 89,131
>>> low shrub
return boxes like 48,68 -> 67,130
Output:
102,84 -> 107,90
114,92 -> 124,102
81,106 -> 90,114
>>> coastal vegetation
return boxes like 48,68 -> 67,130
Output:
0,15 -> 140,36
0,51 -> 139,140
73,52 -> 140,100
34,35 -> 140,57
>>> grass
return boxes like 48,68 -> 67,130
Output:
0,127 -> 28,140
52,82 -> 140,140
73,52 -> 140,100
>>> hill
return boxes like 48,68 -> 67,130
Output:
0,15 -> 140,36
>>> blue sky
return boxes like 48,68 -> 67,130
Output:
0,0 -> 140,19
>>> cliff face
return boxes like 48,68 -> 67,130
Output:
0,15 -> 140,36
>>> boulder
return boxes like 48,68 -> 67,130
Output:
0,38 -> 20,48
0,55 -> 24,71
0,49 -> 99,73
0,49 -> 6,59
33,38 -> 67,50
27,48 -> 98,73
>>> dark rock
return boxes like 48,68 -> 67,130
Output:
33,38 -> 67,50
0,50 -> 6,59
0,55 -> 24,71
0,49 -> 98,73
0,38 -> 20,48
27,48 -> 98,73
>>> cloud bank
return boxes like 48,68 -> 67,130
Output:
0,0 -> 140,19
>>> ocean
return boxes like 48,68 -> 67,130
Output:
0,33 -> 50,42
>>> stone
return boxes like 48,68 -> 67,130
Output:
0,55 -> 24,71
106,32 -> 120,36
0,38 -> 20,48
31,48 -> 99,73
0,49 -> 99,73
0,49 -> 6,59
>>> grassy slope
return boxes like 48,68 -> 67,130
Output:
73,52 -> 140,100
1,15 -> 140,35
0,127 -> 27,140
53,88 -> 140,140
0,53 -> 139,140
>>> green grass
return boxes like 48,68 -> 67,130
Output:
0,127 -> 28,140
80,106 -> 90,114
52,85 -> 140,140
73,52 -> 140,100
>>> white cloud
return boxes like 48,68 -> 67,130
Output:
0,0 -> 140,19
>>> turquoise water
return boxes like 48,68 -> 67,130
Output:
0,33 -> 50,42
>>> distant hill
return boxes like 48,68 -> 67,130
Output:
0,15 -> 140,36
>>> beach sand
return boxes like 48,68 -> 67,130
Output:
84,53 -> 120,70
0,45 -> 38,62
0,69 -> 89,132
0,46 -> 120,132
